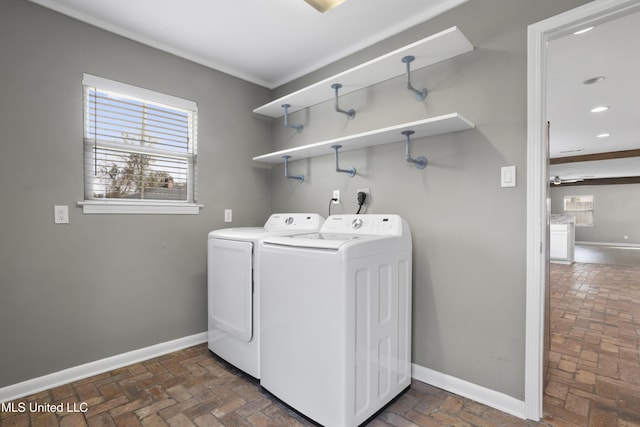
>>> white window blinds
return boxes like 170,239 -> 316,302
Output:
83,74 -> 197,210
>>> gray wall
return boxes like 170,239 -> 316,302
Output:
0,0 -> 271,387
551,184 -> 640,245
268,0 -> 589,400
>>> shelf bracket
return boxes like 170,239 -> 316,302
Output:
401,56 -> 428,101
282,155 -> 304,183
402,130 -> 427,169
331,145 -> 356,177
281,104 -> 303,133
331,84 -> 356,119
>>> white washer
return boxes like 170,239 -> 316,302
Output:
259,214 -> 412,427
207,213 -> 324,379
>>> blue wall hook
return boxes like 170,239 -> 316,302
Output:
402,130 -> 427,169
281,104 -> 303,132
331,144 -> 356,177
282,155 -> 304,182
401,56 -> 428,101
331,84 -> 356,119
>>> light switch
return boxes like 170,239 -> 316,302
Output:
501,166 -> 516,188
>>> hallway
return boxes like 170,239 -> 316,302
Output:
544,257 -> 640,426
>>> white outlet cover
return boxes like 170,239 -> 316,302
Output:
54,205 -> 69,224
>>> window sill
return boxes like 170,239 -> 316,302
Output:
78,201 -> 202,215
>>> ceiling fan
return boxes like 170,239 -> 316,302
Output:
550,176 -> 584,185
304,0 -> 348,13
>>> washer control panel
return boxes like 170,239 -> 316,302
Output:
321,214 -> 403,235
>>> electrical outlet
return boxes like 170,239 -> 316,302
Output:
224,209 -> 232,223
54,205 -> 69,224
332,190 -> 340,204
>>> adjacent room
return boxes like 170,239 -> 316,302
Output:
1,0 -> 638,426
544,10 -> 640,425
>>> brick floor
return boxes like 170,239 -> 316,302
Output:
544,262 -> 640,427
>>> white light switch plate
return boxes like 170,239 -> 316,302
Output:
501,166 -> 516,187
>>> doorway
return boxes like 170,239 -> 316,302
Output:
525,0 -> 640,421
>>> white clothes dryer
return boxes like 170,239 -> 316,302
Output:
259,214 -> 412,427
207,213 -> 324,378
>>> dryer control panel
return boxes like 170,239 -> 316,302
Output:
264,213 -> 325,231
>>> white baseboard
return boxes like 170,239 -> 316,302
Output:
0,332 -> 207,404
577,241 -> 640,248
412,363 -> 526,420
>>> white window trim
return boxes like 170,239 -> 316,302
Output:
81,74 -> 200,214
78,200 -> 202,215
82,74 -> 197,111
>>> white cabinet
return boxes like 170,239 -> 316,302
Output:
550,215 -> 575,264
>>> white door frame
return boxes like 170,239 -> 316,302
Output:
525,0 -> 640,420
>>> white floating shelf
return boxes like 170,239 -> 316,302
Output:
253,26 -> 473,118
253,113 -> 474,164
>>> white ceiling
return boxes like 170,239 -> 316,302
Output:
547,8 -> 640,181
29,0 -> 466,89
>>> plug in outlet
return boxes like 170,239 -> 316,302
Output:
224,209 -> 233,223
356,188 -> 370,204
54,205 -> 69,224
332,190 -> 340,204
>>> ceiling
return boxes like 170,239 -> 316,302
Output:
29,0 -> 466,89
547,9 -> 640,182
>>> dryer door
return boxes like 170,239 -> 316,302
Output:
208,238 -> 253,342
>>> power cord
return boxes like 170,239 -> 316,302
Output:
356,191 -> 367,214
328,197 -> 338,217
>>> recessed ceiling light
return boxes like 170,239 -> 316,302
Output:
596,133 -> 611,138
583,76 -> 606,85
591,106 -> 609,113
573,26 -> 594,35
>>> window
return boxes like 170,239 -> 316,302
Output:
564,195 -> 594,226
81,74 -> 199,214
